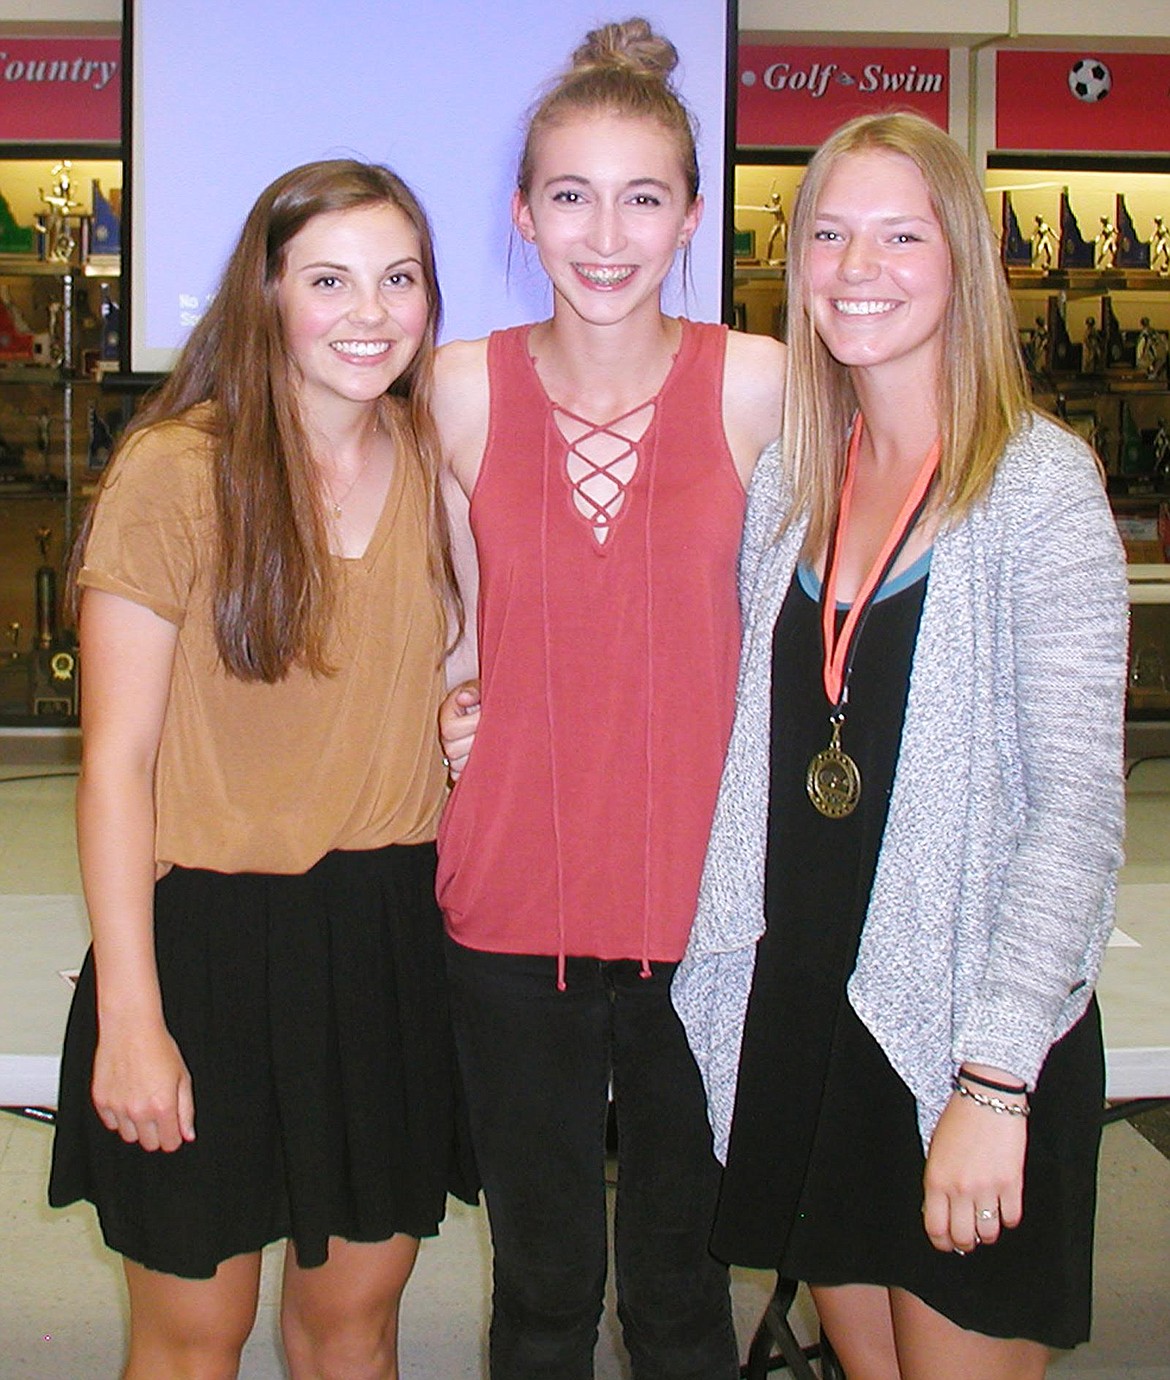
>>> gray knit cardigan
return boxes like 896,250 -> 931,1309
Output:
672,412 -> 1129,1163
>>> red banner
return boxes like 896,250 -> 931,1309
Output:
997,51 -> 1170,153
737,45 -> 950,148
0,38 -> 121,143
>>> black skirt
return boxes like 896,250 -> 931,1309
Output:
712,572 -> 1103,1350
49,842 -> 477,1280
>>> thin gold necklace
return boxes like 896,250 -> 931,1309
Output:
324,414 -> 379,518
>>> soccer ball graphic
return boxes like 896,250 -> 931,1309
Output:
1068,58 -> 1111,102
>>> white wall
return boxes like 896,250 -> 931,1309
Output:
1017,0 -> 1170,41
740,0 -> 1170,43
740,0 -> 1010,41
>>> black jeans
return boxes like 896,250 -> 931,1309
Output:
446,940 -> 739,1380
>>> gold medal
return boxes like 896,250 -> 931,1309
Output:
806,718 -> 861,819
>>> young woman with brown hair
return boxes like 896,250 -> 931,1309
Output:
49,158 -> 470,1380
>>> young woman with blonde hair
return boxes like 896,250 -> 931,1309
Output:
675,111 -> 1128,1379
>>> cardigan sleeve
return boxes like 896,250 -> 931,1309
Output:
737,440 -> 782,602
672,438 -> 796,1161
953,424 -> 1128,1084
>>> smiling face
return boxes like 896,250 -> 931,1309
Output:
276,201 -> 429,421
807,148 -> 952,389
514,111 -> 703,330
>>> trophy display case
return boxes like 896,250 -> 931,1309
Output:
1001,168 -> 1170,748
0,156 -> 122,726
989,163 -> 1170,497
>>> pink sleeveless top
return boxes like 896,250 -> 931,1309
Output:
436,320 -> 746,982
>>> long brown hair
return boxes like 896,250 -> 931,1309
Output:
72,159 -> 458,682
781,112 -> 1032,556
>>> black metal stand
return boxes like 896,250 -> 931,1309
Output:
741,1276 -> 846,1378
1102,1096 -> 1168,1125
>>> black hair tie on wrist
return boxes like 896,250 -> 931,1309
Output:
958,1068 -> 1027,1096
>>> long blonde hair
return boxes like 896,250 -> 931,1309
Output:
72,159 -> 459,682
782,112 -> 1031,555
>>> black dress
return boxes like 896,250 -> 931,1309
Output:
711,565 -> 1103,1350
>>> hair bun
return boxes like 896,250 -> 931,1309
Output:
571,17 -> 679,82
518,16 -> 699,201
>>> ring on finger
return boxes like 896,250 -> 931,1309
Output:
976,1207 -> 999,1222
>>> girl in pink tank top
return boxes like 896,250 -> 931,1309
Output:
432,19 -> 784,1379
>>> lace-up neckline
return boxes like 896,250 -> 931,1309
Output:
551,399 -> 657,548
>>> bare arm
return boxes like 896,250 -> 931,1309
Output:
721,329 -> 786,487
77,588 -> 194,1153
442,467 -> 479,690
433,337 -> 491,500
435,338 -> 491,755
439,483 -> 480,776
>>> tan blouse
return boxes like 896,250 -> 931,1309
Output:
78,407 -> 448,874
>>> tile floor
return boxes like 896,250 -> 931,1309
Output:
0,753 -> 1167,1379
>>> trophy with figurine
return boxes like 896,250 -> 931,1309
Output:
1136,317 -> 1169,383
29,525 -> 79,718
1082,316 -> 1105,374
36,161 -> 83,264
1030,215 -> 1057,272
1151,217 -> 1170,277
1093,217 -> 1118,270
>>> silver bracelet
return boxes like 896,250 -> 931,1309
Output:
951,1076 -> 1030,1117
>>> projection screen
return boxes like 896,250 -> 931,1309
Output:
127,0 -> 734,374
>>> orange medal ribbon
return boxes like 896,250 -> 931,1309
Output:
807,416 -> 940,818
